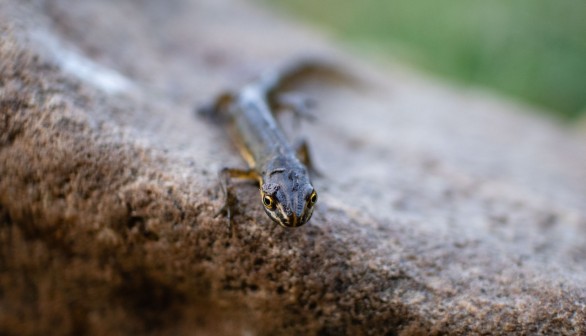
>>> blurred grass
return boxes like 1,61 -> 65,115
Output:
265,0 -> 586,121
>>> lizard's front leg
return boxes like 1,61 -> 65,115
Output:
216,167 -> 260,233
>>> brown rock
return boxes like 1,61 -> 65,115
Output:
1,0 -> 585,335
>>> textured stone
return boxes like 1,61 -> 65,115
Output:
1,0 -> 585,335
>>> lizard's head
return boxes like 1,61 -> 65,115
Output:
260,166 -> 317,228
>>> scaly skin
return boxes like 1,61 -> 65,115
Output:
200,60 -> 344,228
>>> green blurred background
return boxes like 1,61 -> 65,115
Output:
265,0 -> 586,121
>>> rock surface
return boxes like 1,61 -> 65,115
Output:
1,0 -> 586,334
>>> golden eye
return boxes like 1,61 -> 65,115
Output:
308,191 -> 318,207
263,195 -> 274,208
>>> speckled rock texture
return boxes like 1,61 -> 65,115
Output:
1,0 -> 586,335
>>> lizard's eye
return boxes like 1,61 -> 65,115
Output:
308,191 -> 318,207
263,195 -> 275,209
